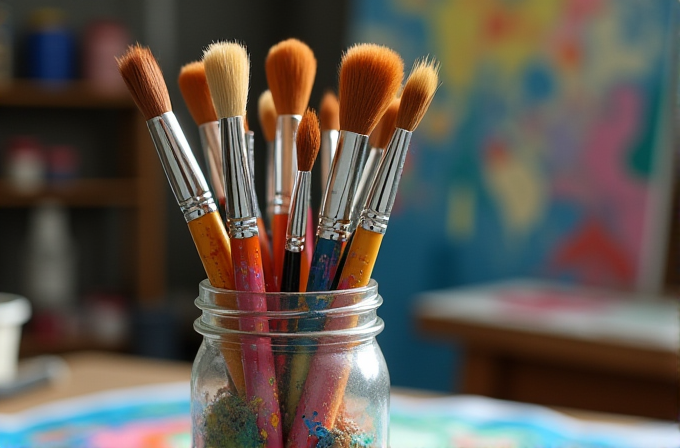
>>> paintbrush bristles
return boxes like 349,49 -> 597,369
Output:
178,61 -> 218,125
320,91 -> 340,131
296,109 -> 321,172
396,57 -> 440,132
117,45 -> 171,120
339,44 -> 404,135
369,97 -> 400,149
203,41 -> 250,119
258,90 -> 277,143
265,38 -> 317,115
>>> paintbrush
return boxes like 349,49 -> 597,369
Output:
203,41 -> 283,448
258,90 -> 278,230
281,109 -> 320,293
266,38 -> 317,292
177,61 -> 226,210
319,90 -> 340,192
288,61 -> 437,444
117,46 -> 245,396
306,43 -> 403,293
329,96 -> 401,290
337,58 -> 439,290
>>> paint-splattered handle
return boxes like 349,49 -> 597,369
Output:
306,236 -> 344,293
258,217 -> 276,292
230,235 -> 284,448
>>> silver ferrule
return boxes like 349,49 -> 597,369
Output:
273,114 -> 301,214
220,116 -> 258,239
352,146 -> 384,228
147,113 -> 216,222
265,140 -> 275,225
320,129 -> 339,192
198,121 -> 225,203
317,130 -> 370,241
245,130 -> 262,218
285,171 -> 310,253
360,128 -> 412,235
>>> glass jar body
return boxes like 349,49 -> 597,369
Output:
191,280 -> 389,448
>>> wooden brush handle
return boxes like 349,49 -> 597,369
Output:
257,217 -> 276,291
306,237 -> 344,292
272,213 -> 289,292
281,249 -> 301,293
187,212 -> 246,396
230,235 -> 283,448
336,226 -> 383,290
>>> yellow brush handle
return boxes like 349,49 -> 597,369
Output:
337,226 -> 383,290
187,211 -> 245,396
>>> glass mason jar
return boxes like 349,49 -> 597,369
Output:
192,279 -> 389,448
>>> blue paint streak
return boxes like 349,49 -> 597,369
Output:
306,237 -> 343,294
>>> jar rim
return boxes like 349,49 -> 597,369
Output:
198,278 -> 378,297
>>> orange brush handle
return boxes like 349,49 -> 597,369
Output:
287,227 -> 384,446
272,213 -> 289,292
230,235 -> 283,448
188,211 -> 235,290
187,211 -> 245,396
257,217 -> 276,291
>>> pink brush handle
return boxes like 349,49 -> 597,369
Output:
231,236 -> 283,448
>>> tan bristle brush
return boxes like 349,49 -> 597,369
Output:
177,61 -> 225,208
117,46 -> 244,395
258,90 -> 278,227
353,96 -> 401,219
265,38 -> 317,291
291,57 -> 439,448
319,91 -> 340,192
203,41 -> 283,448
306,43 -> 403,292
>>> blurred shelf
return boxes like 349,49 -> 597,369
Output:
0,80 -> 135,109
0,179 -> 138,207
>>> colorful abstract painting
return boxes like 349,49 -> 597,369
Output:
351,0 -> 675,291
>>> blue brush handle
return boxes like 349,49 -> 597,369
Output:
306,236 -> 344,294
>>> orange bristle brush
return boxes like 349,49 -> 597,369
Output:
265,38 -> 317,292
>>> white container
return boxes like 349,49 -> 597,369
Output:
0,294 -> 31,384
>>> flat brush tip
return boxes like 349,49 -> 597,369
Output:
396,57 -> 440,132
203,41 -> 250,119
320,91 -> 340,131
339,43 -> 404,135
296,109 -> 321,172
178,61 -> 218,125
117,44 -> 171,120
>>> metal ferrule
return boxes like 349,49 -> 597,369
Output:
320,129 -> 339,191
220,116 -> 258,239
352,146 -> 384,228
273,114 -> 301,215
285,171 -> 310,253
360,128 -> 412,235
265,141 -> 275,225
147,113 -> 216,222
317,130 -> 370,241
245,130 -> 262,218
